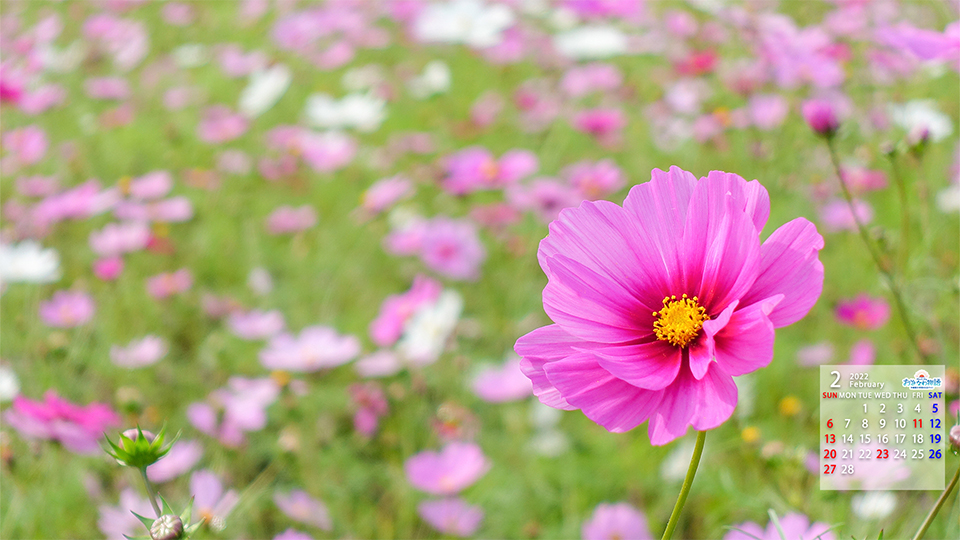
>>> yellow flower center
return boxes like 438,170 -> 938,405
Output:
652,294 -> 709,348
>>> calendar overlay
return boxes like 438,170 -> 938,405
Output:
820,365 -> 945,491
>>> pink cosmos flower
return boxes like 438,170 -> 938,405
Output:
93,256 -> 124,281
3,125 -> 47,167
197,105 -> 249,144
369,275 -> 442,347
110,335 -> 168,368
417,498 -> 483,537
572,108 -> 626,145
471,356 -> 533,403
4,391 -> 120,454
840,166 -> 887,194
89,221 -> 150,257
361,175 -> 413,215
274,490 -> 332,531
515,167 -> 824,445
98,488 -> 157,540
129,171 -> 173,200
354,350 -> 403,378
835,294 -> 890,330
161,2 -> 194,26
85,77 -> 130,100
582,502 -> 652,540
259,325 -> 361,372
146,439 -> 203,483
847,339 -> 875,366
217,44 -> 268,78
191,469 -> 240,528
560,63 -> 623,98
748,94 -> 789,131
507,178 -> 584,224
228,309 -> 285,340
418,218 -> 487,281
298,130 -> 357,173
39,290 -> 95,327
187,377 -> 280,447
563,159 -> 624,201
266,205 -> 318,235
801,99 -> 840,136
16,175 -> 60,197
273,530 -> 314,540
441,147 -> 538,195
146,268 -> 193,299
796,341 -> 834,367
724,512 -> 835,540
349,382 -> 388,437
405,442 -> 491,496
19,84 -> 67,115
818,198 -> 873,232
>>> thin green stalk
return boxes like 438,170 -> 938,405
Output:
139,466 -> 162,518
887,153 -> 911,271
911,461 -> 960,540
825,139 -> 927,362
661,430 -> 707,540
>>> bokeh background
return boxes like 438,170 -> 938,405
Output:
1,1 -> 958,539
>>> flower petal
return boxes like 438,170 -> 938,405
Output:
542,254 -> 652,343
514,324 -> 580,410
689,364 -> 738,431
688,301 -> 737,380
543,353 -> 663,432
700,171 -> 770,233
680,176 -> 761,313
740,217 -> 824,328
622,166 -> 697,290
647,364 -> 697,445
539,199 -> 666,311
714,295 -> 782,376
593,340 -> 682,390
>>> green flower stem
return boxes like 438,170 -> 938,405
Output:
887,152 -> 911,272
825,139 -> 928,362
139,466 -> 162,518
661,430 -> 706,540
911,460 -> 960,540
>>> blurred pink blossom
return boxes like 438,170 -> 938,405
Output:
228,309 -> 285,340
161,2 -> 195,26
146,439 -> 203,483
507,178 -> 583,224
354,350 -> 403,378
369,275 -> 442,347
418,217 -> 487,280
840,166 -> 887,194
563,159 -> 624,200
89,221 -> 150,257
441,147 -> 538,195
472,356 -> 533,403
835,294 -> 890,330
470,92 -> 503,128
217,150 -> 253,175
146,268 -> 193,300
191,469 -> 240,526
16,175 -> 59,197
802,99 -> 840,136
748,94 -> 789,130
560,63 -> 623,98
266,205 -> 318,235
197,105 -> 249,143
98,488 -> 157,540
274,490 -> 332,531
3,125 -> 47,167
4,391 -> 120,454
85,77 -> 130,100
405,442 -> 490,495
39,290 -> 95,327
298,130 -> 357,172
129,171 -> 173,200
361,175 -> 412,215
18,84 -> 66,114
260,325 -> 361,372
110,335 -> 168,368
582,502 -> 652,540
796,341 -> 834,367
187,377 -> 280,447
572,108 -> 626,145
847,339 -> 876,365
417,498 -> 484,537
349,382 -> 389,437
218,44 -> 269,78
818,198 -> 873,232
93,256 -> 124,281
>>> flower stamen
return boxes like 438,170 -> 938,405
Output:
652,294 -> 709,348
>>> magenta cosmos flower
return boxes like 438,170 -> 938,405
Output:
515,167 -> 824,445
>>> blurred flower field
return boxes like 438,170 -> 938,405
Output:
0,0 -> 958,539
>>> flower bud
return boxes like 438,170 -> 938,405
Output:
949,424 -> 960,451
104,424 -> 179,469
801,99 -> 839,137
150,514 -> 184,540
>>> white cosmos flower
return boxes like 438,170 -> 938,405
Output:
239,64 -> 291,118
0,365 -> 19,402
413,0 -> 515,48
937,184 -> 960,213
553,25 -> 628,59
888,99 -> 953,142
407,61 -> 452,99
397,290 -> 463,366
305,92 -> 386,133
0,241 -> 61,284
851,491 -> 896,520
171,43 -> 209,68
